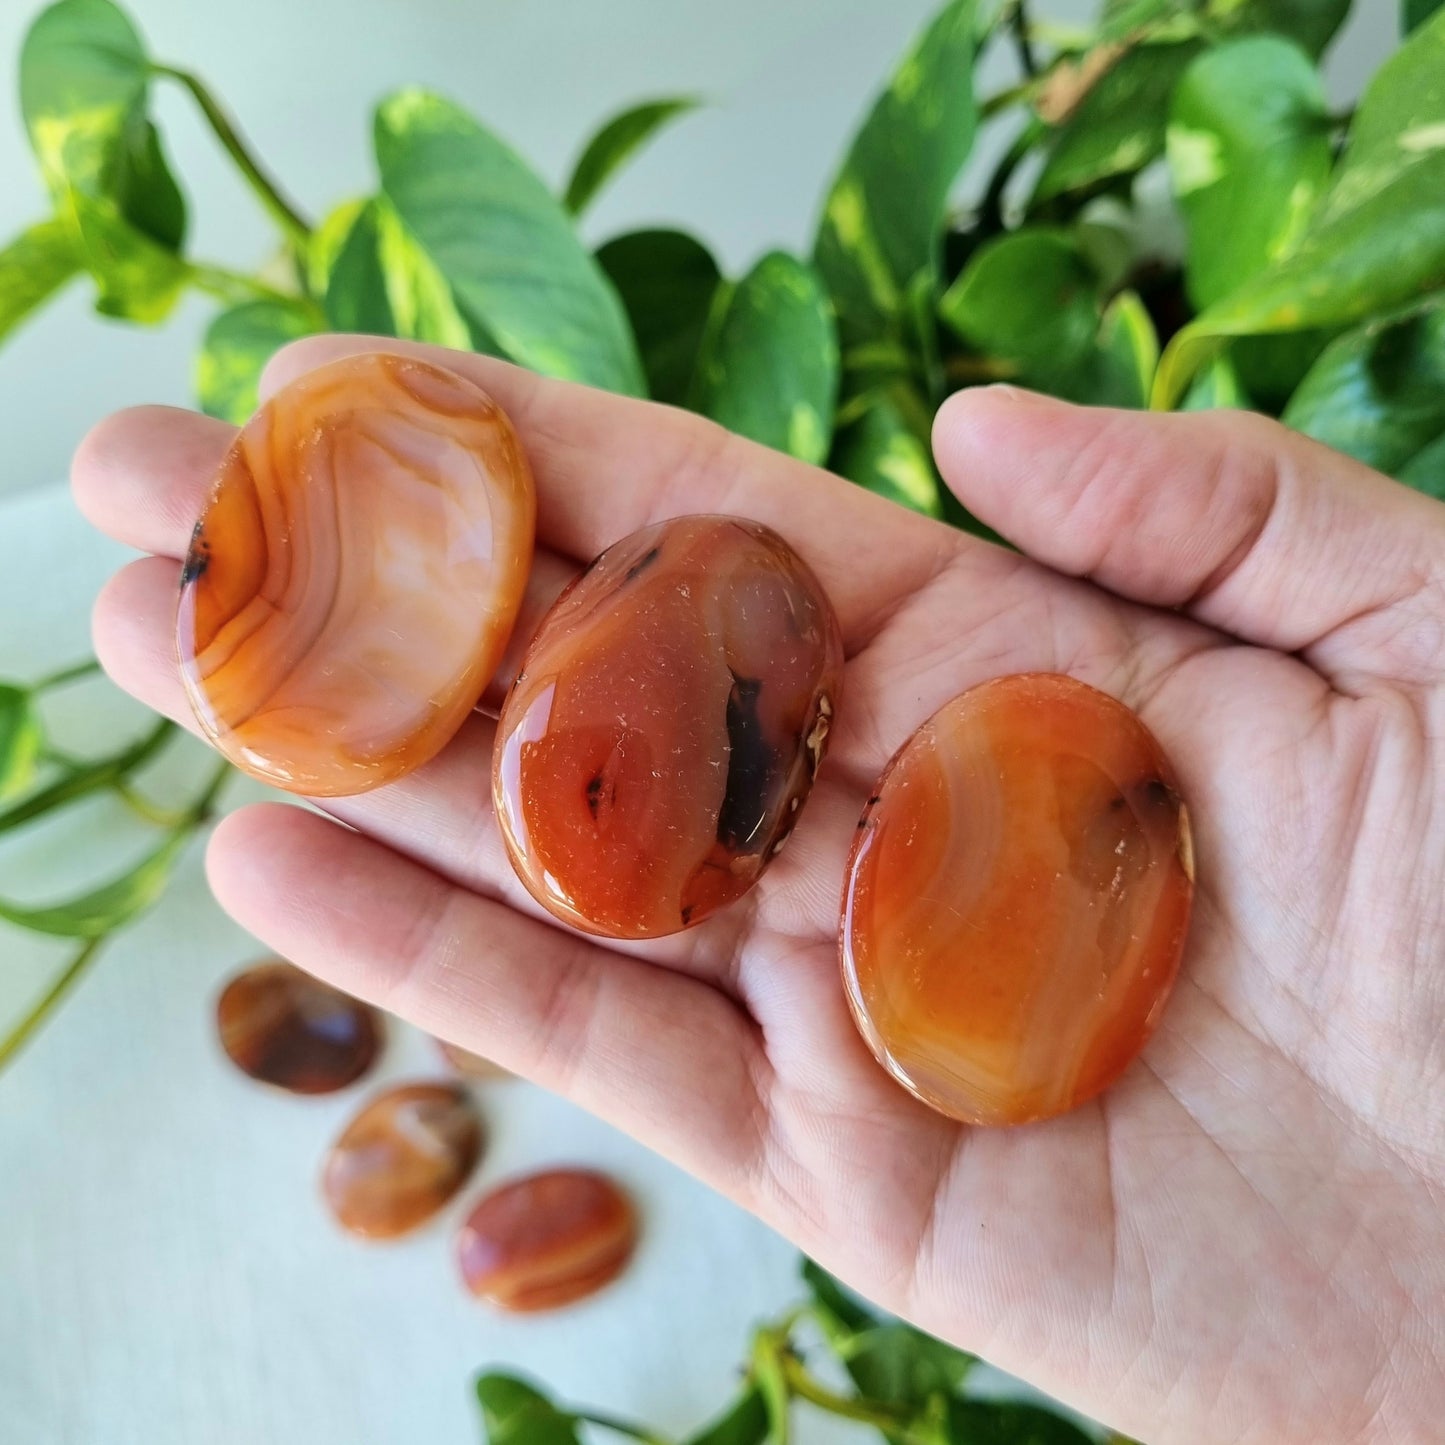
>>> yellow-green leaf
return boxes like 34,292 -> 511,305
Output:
1155,9 -> 1445,405
1168,36 -> 1333,311
0,219 -> 79,343
375,88 -> 644,395
814,0 -> 977,361
196,298 -> 319,424
830,393 -> 942,517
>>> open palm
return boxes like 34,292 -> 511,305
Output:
74,337 -> 1445,1444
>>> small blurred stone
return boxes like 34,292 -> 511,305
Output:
457,1168 -> 637,1311
322,1082 -> 484,1239
216,960 -> 381,1095
435,1037 -> 511,1081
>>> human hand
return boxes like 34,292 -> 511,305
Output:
73,336 -> 1445,1444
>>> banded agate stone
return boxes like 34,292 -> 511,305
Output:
841,674 -> 1193,1127
216,959 -> 381,1094
321,1082 -> 483,1239
457,1168 -> 637,1312
494,515 -> 843,939
177,352 -> 535,796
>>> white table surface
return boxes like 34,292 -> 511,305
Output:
0,484 -> 864,1445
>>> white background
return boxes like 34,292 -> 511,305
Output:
0,4 -> 1400,1444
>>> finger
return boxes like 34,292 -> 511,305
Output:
206,803 -> 767,1191
934,388 -> 1445,685
262,334 -> 969,648
71,406 -> 234,556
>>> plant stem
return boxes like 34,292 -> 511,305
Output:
1010,0 -> 1040,77
779,1357 -> 943,1445
978,118 -> 1044,235
112,781 -> 193,830
152,64 -> 312,246
0,717 -> 175,836
33,658 -> 101,693
571,1411 -> 672,1445
0,937 -> 104,1071
979,78 -> 1034,120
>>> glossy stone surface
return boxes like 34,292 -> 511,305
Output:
322,1082 -> 483,1239
841,674 -> 1193,1127
494,515 -> 843,938
177,352 -> 535,796
216,960 -> 381,1094
457,1168 -> 637,1312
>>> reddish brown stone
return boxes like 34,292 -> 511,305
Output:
322,1082 -> 484,1239
216,960 -> 381,1094
435,1036 -> 511,1081
457,1168 -> 637,1311
494,515 -> 843,938
841,674 -> 1194,1127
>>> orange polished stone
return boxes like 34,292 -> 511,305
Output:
456,1168 -> 637,1312
216,959 -> 381,1094
321,1082 -> 484,1239
841,674 -> 1194,1127
177,352 -> 535,796
494,515 -> 843,939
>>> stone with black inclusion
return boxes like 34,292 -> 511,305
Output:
493,515 -> 844,939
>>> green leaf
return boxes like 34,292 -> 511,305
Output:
940,227 -> 1101,375
20,0 -> 147,194
564,97 -> 700,216
307,197 -> 368,295
1053,289 -> 1159,406
1406,0 -> 1445,33
60,188 -> 188,322
0,687 -> 43,804
814,0 -> 978,361
1282,302 -> 1445,487
196,298 -> 319,424
1400,429 -> 1445,495
683,1387 -> 769,1445
0,219 -> 80,343
1032,39 -> 1202,204
945,1399 -> 1094,1445
1229,0 -> 1352,57
691,251 -> 838,463
1155,9 -> 1445,405
840,1324 -> 976,1410
801,1258 -> 878,1333
596,229 -> 722,405
111,113 -> 187,250
1168,36 -> 1333,311
831,395 -> 942,516
0,827 -> 191,939
474,1374 -> 581,1445
375,88 -> 644,395
324,197 -> 473,347
1180,354 -> 1250,410
1230,328 -> 1335,410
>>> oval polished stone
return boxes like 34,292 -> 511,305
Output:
841,674 -> 1194,1127
216,959 -> 381,1094
457,1168 -> 637,1312
493,515 -> 843,938
321,1082 -> 484,1239
177,352 -> 535,796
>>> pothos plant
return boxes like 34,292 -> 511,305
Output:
0,0 -> 1441,1437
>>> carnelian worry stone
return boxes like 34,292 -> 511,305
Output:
457,1168 -> 637,1312
493,514 -> 843,939
321,1082 -> 483,1239
177,352 -> 535,796
841,674 -> 1193,1127
216,959 -> 381,1094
